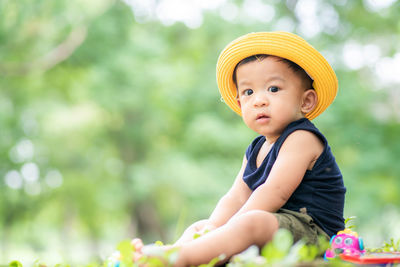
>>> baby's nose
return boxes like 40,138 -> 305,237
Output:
254,92 -> 268,106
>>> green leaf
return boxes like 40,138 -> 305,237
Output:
117,240 -> 134,267
273,228 -> 293,252
9,261 -> 23,267
193,232 -> 201,239
261,229 -> 293,263
155,240 -> 164,246
344,216 -> 357,226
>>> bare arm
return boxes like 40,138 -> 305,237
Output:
231,130 -> 323,218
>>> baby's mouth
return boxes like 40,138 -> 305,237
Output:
256,114 -> 270,120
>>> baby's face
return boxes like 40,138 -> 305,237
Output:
236,56 -> 310,141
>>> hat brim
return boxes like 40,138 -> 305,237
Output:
216,32 -> 338,120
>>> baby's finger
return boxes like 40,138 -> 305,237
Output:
131,238 -> 144,251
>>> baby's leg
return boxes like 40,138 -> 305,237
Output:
175,210 -> 279,267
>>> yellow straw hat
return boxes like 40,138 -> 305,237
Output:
216,31 -> 338,120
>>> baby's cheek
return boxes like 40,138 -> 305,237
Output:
241,109 -> 252,122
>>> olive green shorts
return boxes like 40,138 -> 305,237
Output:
273,208 -> 329,245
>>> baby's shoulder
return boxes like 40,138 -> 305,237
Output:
280,130 -> 324,159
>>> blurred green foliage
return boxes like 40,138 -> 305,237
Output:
1,0 -> 400,265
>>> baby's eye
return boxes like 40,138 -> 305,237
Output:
243,89 -> 253,96
268,86 -> 279,93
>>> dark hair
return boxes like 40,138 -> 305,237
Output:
232,54 -> 313,92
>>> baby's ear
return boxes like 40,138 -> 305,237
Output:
301,89 -> 317,114
237,99 -> 241,108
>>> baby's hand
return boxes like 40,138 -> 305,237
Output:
193,224 -> 217,239
131,238 -> 144,261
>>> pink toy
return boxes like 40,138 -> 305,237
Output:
324,229 -> 365,260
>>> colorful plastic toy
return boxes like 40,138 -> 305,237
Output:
340,251 -> 400,265
325,229 -> 400,265
324,228 -> 365,260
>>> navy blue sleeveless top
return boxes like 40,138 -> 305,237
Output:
244,118 -> 346,237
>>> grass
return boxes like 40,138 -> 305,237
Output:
7,228 -> 400,267
6,218 -> 400,267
